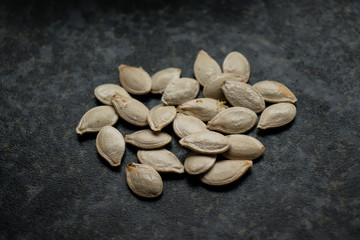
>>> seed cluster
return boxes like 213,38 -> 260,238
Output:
76,50 -> 298,198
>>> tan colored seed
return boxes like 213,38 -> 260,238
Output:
257,103 -> 296,130
118,64 -> 152,95
172,113 -> 207,138
126,162 -> 163,198
151,68 -> 181,94
76,106 -> 118,135
125,129 -> 172,149
96,126 -> 125,167
137,149 -> 184,173
207,107 -> 257,134
147,104 -> 176,131
193,50 -> 222,86
94,83 -> 130,105
179,131 -> 230,154
222,134 -> 264,160
253,80 -> 298,103
200,160 -> 252,186
184,152 -> 216,175
161,77 -> 200,105
223,51 -> 250,79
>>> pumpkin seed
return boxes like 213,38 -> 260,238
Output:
177,98 -> 228,122
193,50 -> 222,86
222,51 -> 250,79
76,106 -> 118,135
200,160 -> 252,186
207,107 -> 257,134
126,162 -> 163,198
257,103 -> 296,129
137,149 -> 184,173
118,64 -> 152,95
151,68 -> 181,94
125,129 -> 172,149
179,130 -> 230,154
96,126 -> 125,167
161,77 -> 200,105
253,80 -> 298,103
222,80 -> 265,113
94,83 -> 130,105
147,104 -> 176,131
184,152 -> 216,175
222,134 -> 264,160
111,95 -> 149,127
172,113 -> 207,138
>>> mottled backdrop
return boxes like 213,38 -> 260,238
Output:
0,0 -> 359,239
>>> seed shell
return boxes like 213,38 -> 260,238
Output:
193,50 -> 222,86
96,126 -> 125,167
257,103 -> 296,130
161,77 -> 200,105
94,83 -> 130,105
118,64 -> 152,95
137,149 -> 184,173
151,68 -> 181,94
112,95 -> 149,127
172,113 -> 207,138
223,51 -> 250,79
125,129 -> 172,149
222,134 -> 264,160
147,104 -> 177,131
253,80 -> 298,103
184,152 -> 216,175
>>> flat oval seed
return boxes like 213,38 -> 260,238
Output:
257,103 -> 296,130
96,126 -> 125,167
126,162 -> 163,198
151,68 -> 181,94
112,95 -> 149,127
161,77 -> 200,105
184,152 -> 216,175
76,106 -> 118,135
137,149 -> 184,173
118,64 -> 152,95
200,160 -> 252,186
147,104 -> 176,131
94,83 -> 130,105
222,80 -> 265,113
207,107 -> 257,134
223,51 -> 250,79
222,134 -> 264,160
177,98 -> 228,122
204,73 -> 248,101
125,129 -> 172,149
173,113 -> 207,138
253,80 -> 298,103
194,50 -> 222,86
179,131 -> 230,154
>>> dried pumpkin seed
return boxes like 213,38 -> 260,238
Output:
161,77 -> 200,105
125,129 -> 172,149
118,64 -> 152,95
193,50 -> 222,86
137,149 -> 184,173
151,68 -> 181,94
172,113 -> 207,138
147,104 -> 176,131
223,51 -> 250,79
96,126 -> 125,167
184,152 -> 216,175
253,80 -> 298,103
94,83 -> 130,105
222,134 -> 264,160
257,103 -> 296,130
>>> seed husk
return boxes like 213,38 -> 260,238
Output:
223,51 -> 250,79
222,134 -> 264,160
193,50 -> 222,86
184,152 -> 216,175
94,83 -> 130,105
137,149 -> 184,173
151,68 -> 181,94
222,80 -> 265,113
147,104 -> 177,131
161,77 -> 200,105
76,106 -> 118,135
125,129 -> 172,149
118,64 -> 152,95
179,130 -> 230,154
96,126 -> 125,167
200,160 -> 252,186
126,162 -> 163,198
253,80 -> 298,103
177,98 -> 228,122
111,95 -> 149,127
172,113 -> 207,138
207,107 -> 257,134
257,103 -> 296,130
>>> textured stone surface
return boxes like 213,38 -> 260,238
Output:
1,0 -> 359,239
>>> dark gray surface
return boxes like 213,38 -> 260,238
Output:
1,0 -> 359,239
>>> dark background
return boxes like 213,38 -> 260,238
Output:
1,0 -> 359,239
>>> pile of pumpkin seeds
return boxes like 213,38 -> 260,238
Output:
76,50 -> 297,198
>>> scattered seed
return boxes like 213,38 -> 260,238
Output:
184,152 -> 216,175
151,68 -> 181,94
253,80 -> 298,103
94,83 -> 130,105
223,51 -> 250,79
137,149 -> 184,173
193,50 -> 222,86
257,103 -> 296,130
147,104 -> 177,131
96,126 -> 125,167
161,77 -> 200,105
125,129 -> 172,149
172,113 -> 207,138
222,134 -> 264,160
118,64 -> 152,95
112,95 -> 149,127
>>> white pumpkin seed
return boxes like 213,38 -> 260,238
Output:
200,160 -> 252,186
126,162 -> 163,198
222,80 -> 265,113
125,129 -> 172,149
118,64 -> 152,95
161,77 -> 200,105
223,51 -> 250,79
151,68 -> 181,94
177,98 -> 228,122
207,107 -> 257,134
222,134 -> 264,160
96,126 -> 125,167
184,152 -> 216,175
257,103 -> 296,130
94,83 -> 130,105
76,106 -> 118,135
147,104 -> 176,131
137,149 -> 184,173
253,80 -> 298,103
111,95 -> 149,127
193,50 -> 222,86
172,113 -> 207,138
179,131 -> 230,154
